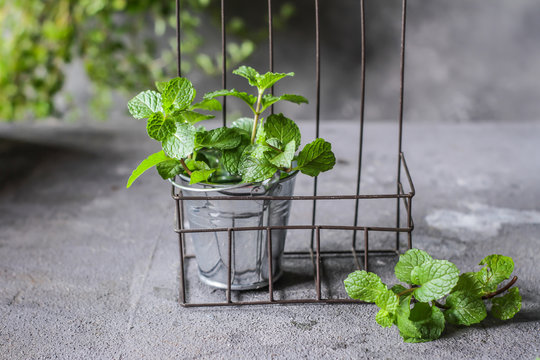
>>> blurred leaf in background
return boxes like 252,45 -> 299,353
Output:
0,0 -> 295,121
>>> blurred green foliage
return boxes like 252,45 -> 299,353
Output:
0,0 -> 295,121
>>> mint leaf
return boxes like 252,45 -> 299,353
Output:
444,291 -> 487,325
146,112 -> 176,141
162,123 -> 196,159
397,299 -> 446,343
222,138 -> 250,175
375,309 -> 395,328
373,289 -> 399,328
395,248 -> 433,284
376,290 -> 399,312
204,89 -> 256,110
238,155 -> 278,183
162,77 -> 195,112
231,117 -> 254,134
491,287 -> 521,320
156,159 -> 183,179
171,110 -> 214,125
189,169 -> 216,185
343,270 -> 387,303
256,71 -> 294,90
195,127 -> 242,150
190,98 -> 222,111
269,140 -> 295,168
127,90 -> 162,119
411,260 -> 460,302
264,113 -> 301,151
451,272 -> 484,297
232,65 -> 259,87
126,151 -> 171,188
295,138 -> 336,177
155,81 -> 168,93
260,94 -> 308,112
477,255 -> 515,293
184,159 -> 209,171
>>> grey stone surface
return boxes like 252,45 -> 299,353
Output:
0,120 -> 539,359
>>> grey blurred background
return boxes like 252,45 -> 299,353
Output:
2,0 -> 540,123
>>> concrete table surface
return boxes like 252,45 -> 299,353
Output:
0,120 -> 539,359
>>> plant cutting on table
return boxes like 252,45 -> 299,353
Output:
344,249 -> 521,343
125,65 -> 336,188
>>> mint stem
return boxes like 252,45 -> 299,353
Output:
482,276 -> 518,300
396,287 -> 416,297
250,90 -> 264,144
180,158 -> 192,175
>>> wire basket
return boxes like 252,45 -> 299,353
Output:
171,0 -> 414,307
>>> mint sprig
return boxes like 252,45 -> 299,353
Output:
344,250 -> 521,343
126,66 -> 336,188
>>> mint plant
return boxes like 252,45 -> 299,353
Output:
125,66 -> 335,188
344,249 -> 521,343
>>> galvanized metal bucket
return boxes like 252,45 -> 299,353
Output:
171,172 -> 297,290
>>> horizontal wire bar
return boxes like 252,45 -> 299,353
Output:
180,298 -> 367,308
175,225 -> 413,234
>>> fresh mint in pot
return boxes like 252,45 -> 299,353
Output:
125,66 -> 336,188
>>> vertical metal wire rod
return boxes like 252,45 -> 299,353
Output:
310,0 -> 321,250
227,228 -> 233,303
364,228 -> 369,272
175,0 -> 186,305
352,0 -> 367,250
268,0 -> 275,115
267,229 -> 274,302
315,227 -> 321,300
395,0 -> 408,250
175,0 -> 181,76
221,0 -> 227,126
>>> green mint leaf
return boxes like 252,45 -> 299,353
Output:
222,138 -> 250,175
238,155 -> 278,183
195,127 -> 242,150
184,159 -> 211,171
204,89 -> 256,110
231,117 -> 254,134
451,272 -> 484,297
395,248 -> 433,284
397,300 -> 446,343
444,291 -> 487,325
264,113 -> 301,151
156,159 -> 183,180
491,287 -> 521,320
477,255 -> 515,293
126,151 -> 171,188
146,112 -> 176,141
255,121 -> 267,145
155,81 -> 168,93
127,90 -> 162,119
411,259 -> 460,302
232,65 -> 259,87
266,138 -> 283,150
375,309 -> 395,328
269,140 -> 295,168
256,71 -> 294,90
170,110 -> 214,125
189,169 -> 216,185
162,123 -> 196,159
390,284 -> 407,295
376,289 -> 399,313
260,93 -> 309,112
295,138 -> 336,177
343,270 -> 387,303
189,98 -> 222,111
162,77 -> 196,112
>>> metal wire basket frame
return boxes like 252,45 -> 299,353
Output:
171,0 -> 414,307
